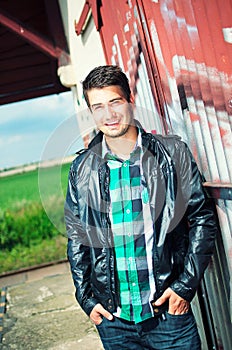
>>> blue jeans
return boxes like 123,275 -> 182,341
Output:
96,310 -> 201,350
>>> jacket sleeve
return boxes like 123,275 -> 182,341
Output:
170,141 -> 218,301
65,163 -> 98,316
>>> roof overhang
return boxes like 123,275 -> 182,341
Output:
0,0 -> 70,105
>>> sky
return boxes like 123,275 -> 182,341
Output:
0,91 -> 84,170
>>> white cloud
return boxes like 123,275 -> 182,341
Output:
0,91 -> 74,126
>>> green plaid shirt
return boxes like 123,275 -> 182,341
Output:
103,131 -> 156,323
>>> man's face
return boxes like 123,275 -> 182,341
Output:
87,85 -> 133,139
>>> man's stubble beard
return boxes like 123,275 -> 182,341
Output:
104,123 -> 130,139
104,113 -> 134,139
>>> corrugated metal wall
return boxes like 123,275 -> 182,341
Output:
88,0 -> 232,348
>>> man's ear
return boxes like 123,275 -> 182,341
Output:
130,94 -> 135,104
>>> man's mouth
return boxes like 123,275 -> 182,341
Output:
105,120 -> 120,127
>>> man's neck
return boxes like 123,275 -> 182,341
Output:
105,125 -> 138,160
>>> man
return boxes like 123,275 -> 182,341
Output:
65,65 -> 218,349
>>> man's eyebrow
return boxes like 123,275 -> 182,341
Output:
109,97 -> 124,102
91,102 -> 103,108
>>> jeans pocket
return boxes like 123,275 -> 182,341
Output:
154,311 -> 201,350
165,310 -> 197,329
167,309 -> 192,317
96,317 -> 107,327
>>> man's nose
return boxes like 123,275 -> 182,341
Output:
105,104 -> 115,118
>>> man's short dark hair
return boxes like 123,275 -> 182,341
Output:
82,65 -> 131,108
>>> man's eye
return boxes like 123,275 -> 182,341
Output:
93,105 -> 104,111
110,99 -> 123,107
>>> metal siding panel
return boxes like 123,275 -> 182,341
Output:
191,295 -> 210,350
147,2 -> 232,349
148,2 -> 232,348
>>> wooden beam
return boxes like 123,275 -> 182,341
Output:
203,182 -> 232,200
75,1 -> 91,35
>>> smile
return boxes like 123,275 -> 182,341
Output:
105,120 -> 120,126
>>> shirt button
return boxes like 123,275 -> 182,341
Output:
132,282 -> 136,287
123,163 -> 127,167
128,232 -> 131,236
126,209 -> 130,214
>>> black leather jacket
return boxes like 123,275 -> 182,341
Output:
65,123 -> 217,316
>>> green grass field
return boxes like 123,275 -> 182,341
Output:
0,163 -> 70,210
0,162 -> 71,274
